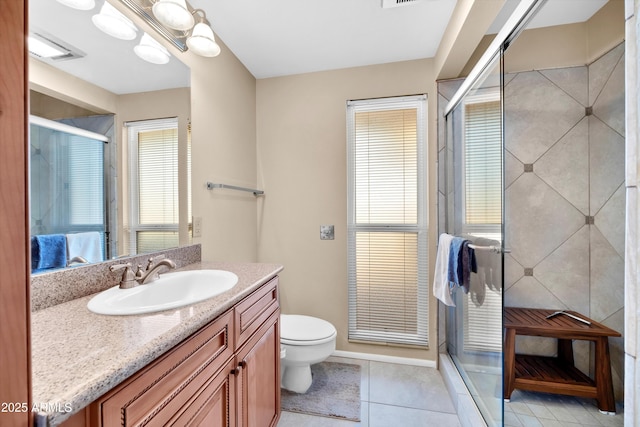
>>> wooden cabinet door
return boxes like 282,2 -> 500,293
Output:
92,310 -> 234,426
170,357 -> 236,427
235,311 -> 280,427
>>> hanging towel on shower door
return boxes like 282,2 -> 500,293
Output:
433,233 -> 456,306
66,231 -> 103,264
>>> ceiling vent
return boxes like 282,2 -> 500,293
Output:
28,31 -> 85,62
381,0 -> 422,8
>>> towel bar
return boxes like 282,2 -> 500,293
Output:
467,243 -> 510,254
206,182 -> 264,196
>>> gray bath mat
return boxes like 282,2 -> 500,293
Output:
281,361 -> 361,421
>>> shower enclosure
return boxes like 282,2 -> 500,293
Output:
442,53 -> 505,426
30,116 -> 112,262
439,0 -> 626,424
438,2 -> 545,425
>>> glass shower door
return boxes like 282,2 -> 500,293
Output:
444,51 -> 504,426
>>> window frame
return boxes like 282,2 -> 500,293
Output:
126,117 -> 180,255
346,94 -> 429,347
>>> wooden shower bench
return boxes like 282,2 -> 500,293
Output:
503,307 -> 620,414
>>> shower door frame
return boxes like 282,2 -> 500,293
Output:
441,0 -> 549,425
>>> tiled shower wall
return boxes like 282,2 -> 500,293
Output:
503,43 -> 626,400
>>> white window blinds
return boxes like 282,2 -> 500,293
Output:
463,94 -> 502,232
461,91 -> 503,354
347,95 -> 428,347
126,118 -> 179,254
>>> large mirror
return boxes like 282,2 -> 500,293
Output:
29,0 -> 191,274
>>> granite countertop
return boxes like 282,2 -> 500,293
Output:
31,261 -> 283,427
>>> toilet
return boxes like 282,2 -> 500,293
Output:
280,314 -> 337,393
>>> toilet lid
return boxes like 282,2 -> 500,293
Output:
281,314 -> 336,342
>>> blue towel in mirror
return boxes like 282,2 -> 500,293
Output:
32,234 -> 67,271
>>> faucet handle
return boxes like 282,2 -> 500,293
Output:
135,264 -> 145,279
147,254 -> 165,267
109,263 -> 137,289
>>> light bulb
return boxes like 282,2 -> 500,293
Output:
134,33 -> 171,65
92,2 -> 138,40
186,22 -> 221,57
152,0 -> 194,31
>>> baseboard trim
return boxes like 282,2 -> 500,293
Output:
331,350 -> 437,368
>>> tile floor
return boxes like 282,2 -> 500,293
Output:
277,356 -> 462,427
504,389 -> 625,427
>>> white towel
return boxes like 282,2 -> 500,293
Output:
433,233 -> 456,306
66,232 -> 102,264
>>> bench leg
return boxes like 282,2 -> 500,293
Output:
557,339 -> 574,366
504,328 -> 516,400
594,337 -> 616,414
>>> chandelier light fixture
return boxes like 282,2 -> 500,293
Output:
120,0 -> 222,58
54,0 -> 221,65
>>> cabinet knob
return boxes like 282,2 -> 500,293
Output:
231,361 -> 246,376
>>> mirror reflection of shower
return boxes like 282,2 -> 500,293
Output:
30,115 -> 115,272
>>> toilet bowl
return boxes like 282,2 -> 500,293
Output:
280,314 -> 337,393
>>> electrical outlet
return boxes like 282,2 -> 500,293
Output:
193,217 -> 202,237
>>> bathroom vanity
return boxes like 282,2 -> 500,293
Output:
31,259 -> 283,427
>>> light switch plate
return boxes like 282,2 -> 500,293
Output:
193,217 -> 202,237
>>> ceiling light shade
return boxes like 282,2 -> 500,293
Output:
56,0 -> 95,10
186,22 -> 221,57
92,2 -> 138,40
134,33 -> 171,64
152,0 -> 194,31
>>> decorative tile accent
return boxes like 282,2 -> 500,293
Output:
586,106 -> 593,116
524,268 -> 533,276
523,164 -> 533,173
586,216 -> 595,225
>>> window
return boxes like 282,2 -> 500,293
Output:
461,89 -> 503,353
126,118 -> 179,254
462,91 -> 502,238
347,95 -> 428,347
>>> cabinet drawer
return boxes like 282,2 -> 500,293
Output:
234,277 -> 279,350
93,309 -> 234,426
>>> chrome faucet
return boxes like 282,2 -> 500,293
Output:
136,255 -> 177,285
110,255 -> 176,289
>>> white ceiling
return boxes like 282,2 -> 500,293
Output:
191,0 -> 457,79
29,0 -> 609,96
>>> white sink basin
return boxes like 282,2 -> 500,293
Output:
87,270 -> 239,315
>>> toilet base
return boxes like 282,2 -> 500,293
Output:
281,365 -> 313,393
